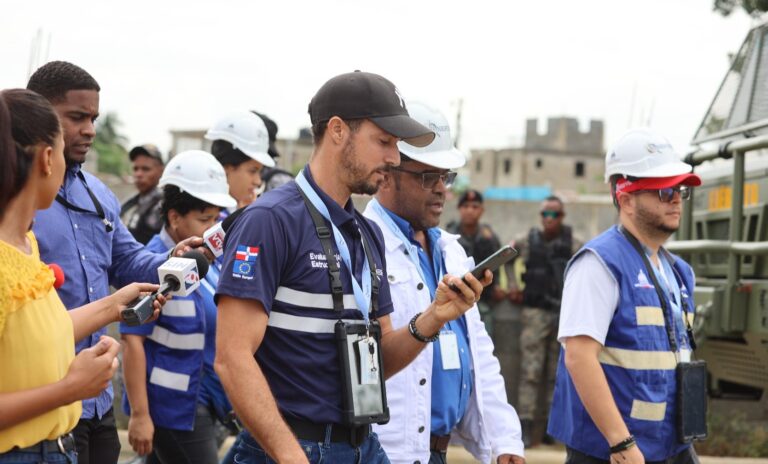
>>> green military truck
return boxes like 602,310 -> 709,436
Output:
667,21 -> 768,404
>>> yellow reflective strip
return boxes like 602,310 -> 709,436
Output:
630,399 -> 667,421
685,312 -> 694,326
635,306 -> 664,326
598,347 -> 676,370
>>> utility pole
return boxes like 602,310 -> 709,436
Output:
454,97 -> 463,148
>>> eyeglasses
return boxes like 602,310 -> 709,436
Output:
391,166 -> 457,190
637,186 -> 691,202
540,210 -> 562,219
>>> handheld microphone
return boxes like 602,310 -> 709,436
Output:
202,206 -> 246,258
48,263 -> 65,289
121,250 -> 210,326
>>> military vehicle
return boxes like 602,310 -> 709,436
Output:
667,21 -> 768,405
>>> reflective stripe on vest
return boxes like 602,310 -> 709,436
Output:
267,311 -> 361,334
274,286 -> 358,310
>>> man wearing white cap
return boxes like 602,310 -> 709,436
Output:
364,102 -> 525,464
548,129 -> 703,463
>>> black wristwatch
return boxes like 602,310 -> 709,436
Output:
408,312 -> 440,343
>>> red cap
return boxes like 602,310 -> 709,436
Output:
615,173 -> 702,197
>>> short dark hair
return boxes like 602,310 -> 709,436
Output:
311,118 -> 363,146
210,140 -> 252,168
544,195 -> 563,206
160,185 -> 220,224
27,61 -> 100,103
0,89 -> 61,218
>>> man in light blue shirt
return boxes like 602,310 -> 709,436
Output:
27,61 -> 199,464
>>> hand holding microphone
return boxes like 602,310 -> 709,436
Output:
121,250 -> 210,326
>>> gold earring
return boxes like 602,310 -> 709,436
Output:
45,169 -> 52,177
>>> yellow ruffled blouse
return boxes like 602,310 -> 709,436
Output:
0,231 -> 80,452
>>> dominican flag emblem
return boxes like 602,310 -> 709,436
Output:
236,245 -> 260,262
233,245 -> 259,279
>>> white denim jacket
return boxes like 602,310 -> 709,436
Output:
364,204 -> 524,464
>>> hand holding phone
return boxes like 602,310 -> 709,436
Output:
449,245 -> 518,293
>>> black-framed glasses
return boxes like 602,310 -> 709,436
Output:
391,166 -> 457,189
638,186 -> 691,203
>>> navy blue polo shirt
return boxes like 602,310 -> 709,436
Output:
216,166 -> 393,425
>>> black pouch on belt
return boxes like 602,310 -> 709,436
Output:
676,360 -> 708,443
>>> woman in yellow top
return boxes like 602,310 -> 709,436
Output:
0,89 -> 163,463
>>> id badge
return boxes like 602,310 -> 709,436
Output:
439,331 -> 461,370
356,337 -> 380,385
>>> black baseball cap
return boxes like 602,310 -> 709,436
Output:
308,71 -> 435,147
129,144 -> 164,164
458,189 -> 483,207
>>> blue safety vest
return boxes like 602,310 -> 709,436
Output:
548,226 -> 694,461
121,233 -> 207,431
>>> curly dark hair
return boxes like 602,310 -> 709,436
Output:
160,185 -> 220,225
27,61 -> 100,103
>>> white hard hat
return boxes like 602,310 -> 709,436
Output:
204,111 -> 275,168
160,150 -> 237,208
397,101 -> 466,169
605,128 -> 694,181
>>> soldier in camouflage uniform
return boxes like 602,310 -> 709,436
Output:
510,196 -> 581,447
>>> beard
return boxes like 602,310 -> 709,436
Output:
341,137 -> 382,196
635,202 -> 678,239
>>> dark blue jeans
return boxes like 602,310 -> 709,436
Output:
229,428 -> 390,464
0,444 -> 77,463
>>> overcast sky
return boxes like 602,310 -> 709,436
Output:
0,1 -> 757,159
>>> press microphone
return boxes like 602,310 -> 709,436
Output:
48,263 -> 65,289
202,207 -> 246,258
121,250 -> 210,326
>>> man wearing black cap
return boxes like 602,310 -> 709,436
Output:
214,71 -> 490,464
121,144 -> 164,244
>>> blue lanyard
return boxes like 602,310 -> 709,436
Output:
368,199 -> 444,298
295,172 -> 372,324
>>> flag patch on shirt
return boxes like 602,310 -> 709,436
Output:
232,245 -> 259,279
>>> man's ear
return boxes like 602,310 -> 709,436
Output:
326,116 -> 346,145
167,209 -> 181,230
617,192 -> 633,211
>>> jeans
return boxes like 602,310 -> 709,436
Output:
147,404 -> 219,464
229,428 -> 390,464
565,446 -> 700,464
0,443 -> 77,464
72,407 -> 120,464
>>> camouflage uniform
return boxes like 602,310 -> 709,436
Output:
512,227 -> 581,427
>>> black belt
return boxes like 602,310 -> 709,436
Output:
284,416 -> 370,447
430,433 -> 451,452
12,433 -> 75,455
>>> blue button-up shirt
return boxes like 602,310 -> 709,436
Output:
34,164 -> 167,419
382,208 -> 473,435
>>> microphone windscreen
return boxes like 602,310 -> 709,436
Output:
181,250 -> 209,279
221,206 -> 246,232
48,263 -> 65,289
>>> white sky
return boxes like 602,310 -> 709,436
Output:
0,1 -> 758,158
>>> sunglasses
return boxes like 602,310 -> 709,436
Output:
391,166 -> 457,190
540,210 -> 562,219
637,186 -> 691,202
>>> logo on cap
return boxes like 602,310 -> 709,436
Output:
394,88 -> 405,109
429,121 -> 450,138
646,143 -> 672,154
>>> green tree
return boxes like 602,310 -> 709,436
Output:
93,112 -> 130,176
713,0 -> 768,16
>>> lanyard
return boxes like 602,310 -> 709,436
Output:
295,171 -> 373,324
368,198 -> 444,298
618,226 -> 696,353
56,171 -> 114,232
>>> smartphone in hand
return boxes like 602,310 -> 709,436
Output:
449,245 -> 518,293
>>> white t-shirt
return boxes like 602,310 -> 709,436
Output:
557,250 -> 619,345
